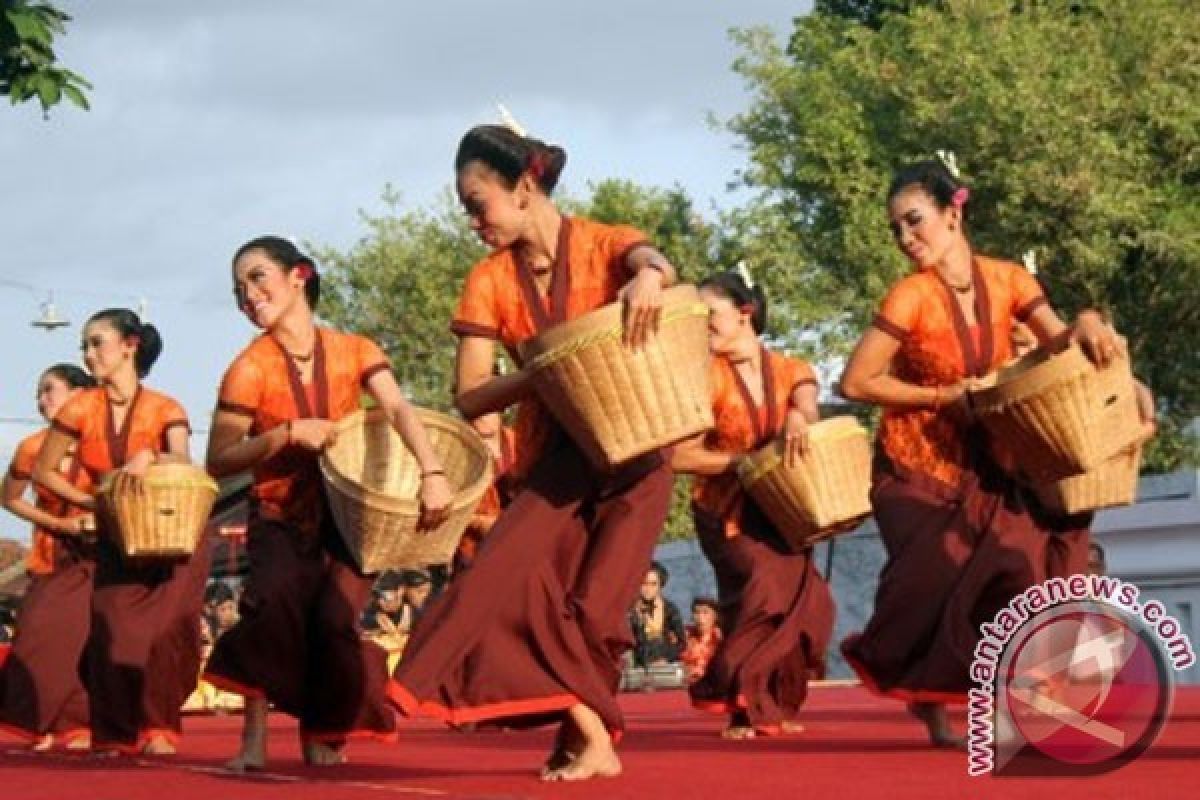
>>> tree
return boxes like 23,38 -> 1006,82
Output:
312,187 -> 485,411
727,0 -> 1200,471
2,0 -> 90,113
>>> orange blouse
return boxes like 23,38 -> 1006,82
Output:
450,215 -> 649,478
872,255 -> 1046,486
692,349 -> 817,537
216,326 -> 390,535
53,386 -> 190,480
7,428 -> 92,575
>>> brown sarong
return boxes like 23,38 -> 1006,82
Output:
388,441 -> 673,736
689,502 -> 835,732
0,539 -> 95,743
84,531 -> 210,751
204,512 -> 396,743
842,454 -> 1091,704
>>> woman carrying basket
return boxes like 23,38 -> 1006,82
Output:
838,158 -> 1155,747
388,121 -> 677,782
203,236 -> 452,771
672,268 -> 835,740
33,310 -> 210,756
0,364 -> 96,750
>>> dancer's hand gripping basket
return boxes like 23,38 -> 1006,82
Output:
519,284 -> 714,470
320,409 -> 493,573
970,344 -> 1143,482
97,464 -> 218,558
736,416 -> 873,551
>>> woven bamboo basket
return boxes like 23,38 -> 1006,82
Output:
969,344 -> 1142,482
1032,441 -> 1142,515
319,409 -> 493,573
98,464 -> 218,559
519,284 -> 713,469
736,416 -> 873,551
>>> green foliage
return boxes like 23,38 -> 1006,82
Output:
728,0 -> 1200,470
1,0 -> 90,113
312,186 -> 486,410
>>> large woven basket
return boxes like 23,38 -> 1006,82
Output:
1033,443 -> 1142,515
969,344 -> 1142,481
519,284 -> 713,469
319,409 -> 493,573
98,464 -> 218,559
736,416 -> 873,551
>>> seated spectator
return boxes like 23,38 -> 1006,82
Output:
400,569 -> 434,629
207,582 -> 240,640
362,571 -> 407,637
681,596 -> 722,684
628,562 -> 686,668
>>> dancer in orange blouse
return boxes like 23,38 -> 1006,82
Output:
0,364 -> 95,750
673,269 -> 835,738
34,310 -> 209,756
839,159 -> 1155,746
204,236 -> 451,771
389,122 -> 678,782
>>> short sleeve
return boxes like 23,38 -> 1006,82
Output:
160,397 -> 191,435
8,436 -> 39,480
602,224 -> 651,273
874,279 -> 922,340
51,394 -> 87,439
356,335 -> 392,386
451,264 -> 502,339
786,357 -> 818,391
1010,263 -> 1048,321
217,356 -> 264,418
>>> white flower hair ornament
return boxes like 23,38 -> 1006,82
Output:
735,260 -> 756,289
1022,250 -> 1039,276
496,103 -> 527,138
935,149 -> 961,179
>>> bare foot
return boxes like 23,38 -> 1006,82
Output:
779,720 -> 805,735
226,696 -> 267,772
142,735 -> 176,756
539,719 -> 582,778
542,741 -> 621,782
30,734 -> 54,752
64,733 -> 91,751
909,702 -> 966,750
302,740 -> 347,767
721,725 -> 757,740
225,751 -> 265,772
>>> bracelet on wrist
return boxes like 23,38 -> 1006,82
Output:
421,468 -> 445,478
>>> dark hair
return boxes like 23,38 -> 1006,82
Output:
648,560 -> 669,587
887,159 -> 968,220
375,571 -> 405,592
691,596 -> 718,612
42,363 -> 95,390
1088,542 -> 1107,566
699,270 -> 769,334
401,568 -> 431,588
204,581 -> 236,606
454,124 -> 568,194
232,235 -> 321,310
87,309 -> 163,378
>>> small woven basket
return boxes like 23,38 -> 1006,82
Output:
737,416 -> 873,551
320,409 -> 493,573
970,344 -> 1142,481
519,284 -> 713,469
98,464 -> 218,559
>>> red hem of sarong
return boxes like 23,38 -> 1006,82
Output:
201,671 -> 267,700
0,721 -> 37,743
841,640 -> 968,706
301,728 -> 399,745
386,679 -> 579,728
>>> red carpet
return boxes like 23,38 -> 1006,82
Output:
3,685 -> 1197,799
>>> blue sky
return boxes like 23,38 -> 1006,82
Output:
1,1 -> 811,542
